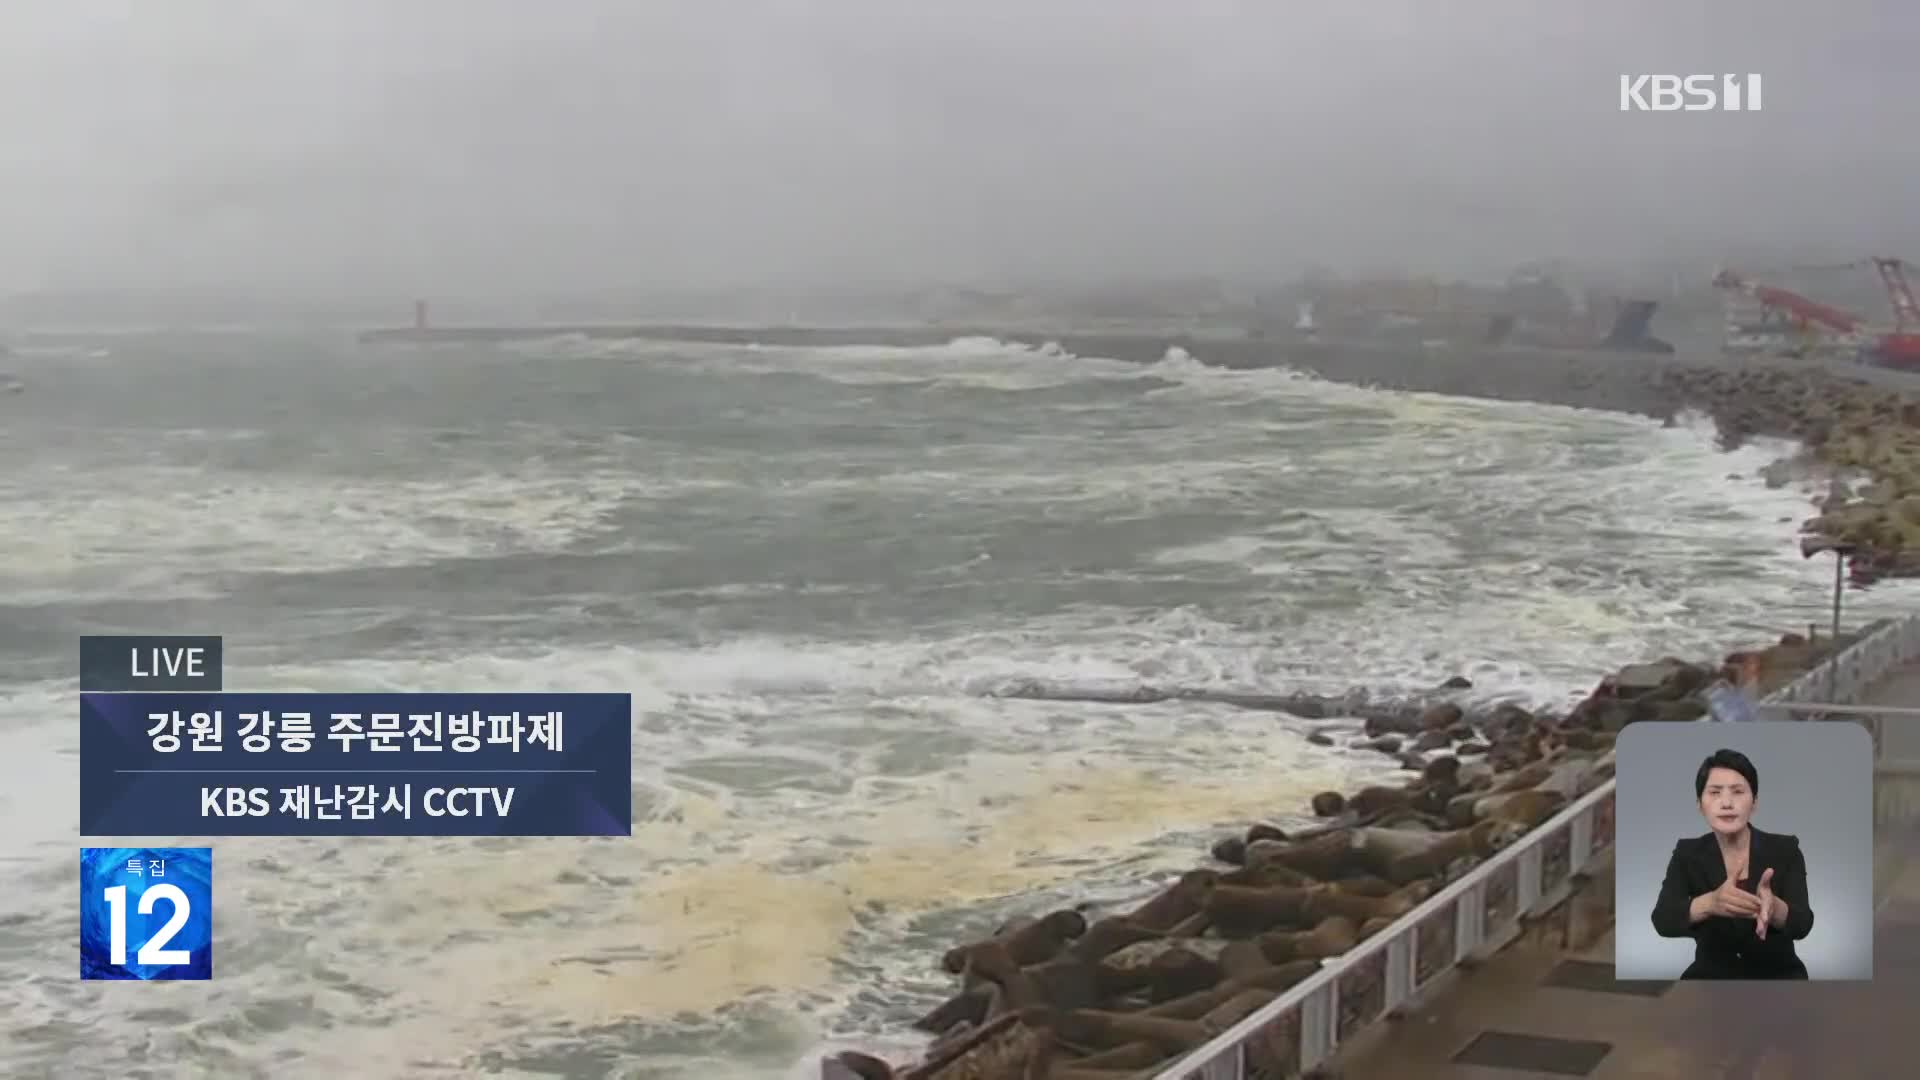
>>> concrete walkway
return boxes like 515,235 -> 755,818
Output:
1339,662 -> 1920,1080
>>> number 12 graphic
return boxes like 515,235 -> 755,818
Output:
101,883 -> 193,966
79,848 -> 213,980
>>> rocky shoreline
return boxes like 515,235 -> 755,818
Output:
1655,363 -> 1920,583
821,358 -> 1911,1080
825,633 -> 1841,1080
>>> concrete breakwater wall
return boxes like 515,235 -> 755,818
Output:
513,320 -> 1920,576
366,317 -> 1920,424
1015,333 -> 1695,418
990,330 -> 1920,425
653,324 -> 1920,578
368,320 -> 1700,415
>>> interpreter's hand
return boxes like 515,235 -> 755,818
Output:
1707,860 -> 1762,919
1755,867 -> 1776,940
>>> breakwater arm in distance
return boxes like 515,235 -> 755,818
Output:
826,631 -> 1848,1080
363,322 -> 1920,581
361,320 -> 1687,417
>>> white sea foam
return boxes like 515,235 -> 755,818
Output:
3,334 -> 1911,1079
0,648 -> 1390,1076
0,459 -> 670,603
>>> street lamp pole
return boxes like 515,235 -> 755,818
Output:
1829,548 -> 1844,702
1824,543 -> 1857,706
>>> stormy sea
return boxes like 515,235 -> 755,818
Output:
0,331 -> 1897,1079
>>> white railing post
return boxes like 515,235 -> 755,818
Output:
1570,809 -> 1594,874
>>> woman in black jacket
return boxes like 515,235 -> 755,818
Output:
1650,748 -> 1815,979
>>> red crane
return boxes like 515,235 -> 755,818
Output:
1713,257 -> 1920,368
1868,257 -> 1920,367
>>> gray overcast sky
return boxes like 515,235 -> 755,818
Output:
1,0 -> 1915,300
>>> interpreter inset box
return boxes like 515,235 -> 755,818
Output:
1614,722 -> 1872,981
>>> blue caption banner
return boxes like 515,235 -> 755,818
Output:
80,693 -> 632,837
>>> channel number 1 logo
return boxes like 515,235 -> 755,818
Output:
79,847 -> 214,980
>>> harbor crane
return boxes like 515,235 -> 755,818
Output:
1713,257 -> 1920,368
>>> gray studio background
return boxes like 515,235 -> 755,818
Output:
1614,722 -> 1874,980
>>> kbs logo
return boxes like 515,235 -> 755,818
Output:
1619,74 -> 1763,112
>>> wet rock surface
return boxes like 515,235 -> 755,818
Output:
834,635 -> 1836,1079
1655,363 -> 1920,584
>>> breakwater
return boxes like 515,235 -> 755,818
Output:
362,318 -> 1919,422
821,630 -> 1847,1080
366,320 -> 1920,575
1656,364 -> 1920,582
792,337 -> 1917,1078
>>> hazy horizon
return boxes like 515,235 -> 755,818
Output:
3,1 -> 1916,309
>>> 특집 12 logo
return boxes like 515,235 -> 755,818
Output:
79,847 -> 213,980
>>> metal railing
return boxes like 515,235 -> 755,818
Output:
1756,695 -> 1920,828
1755,700 -> 1920,765
1150,614 -> 1920,1080
1760,618 -> 1916,713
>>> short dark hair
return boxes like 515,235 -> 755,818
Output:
1695,748 -> 1758,799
